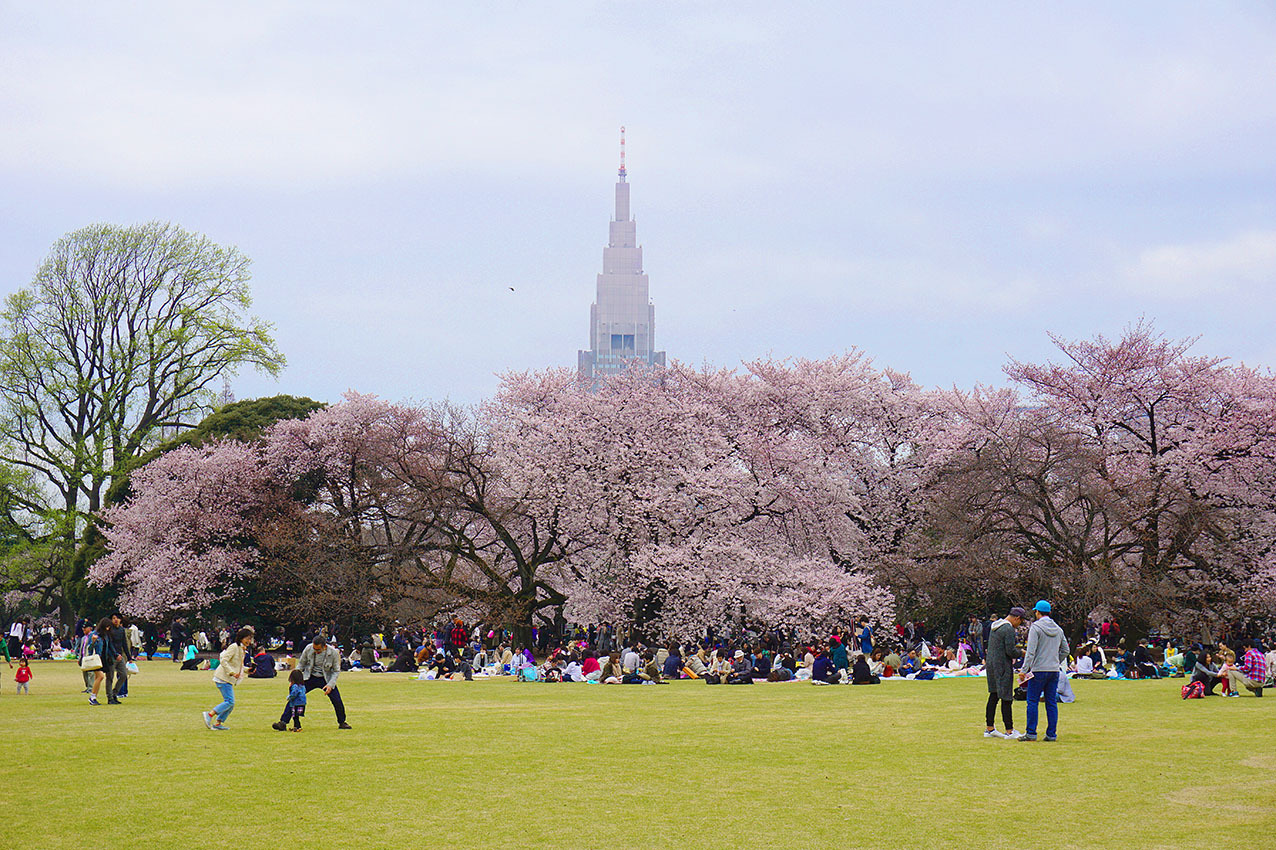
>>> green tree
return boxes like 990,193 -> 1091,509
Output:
0,222 -> 285,620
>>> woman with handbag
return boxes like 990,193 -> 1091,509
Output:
82,619 -> 109,705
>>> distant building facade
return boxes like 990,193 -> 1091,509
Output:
578,131 -> 665,380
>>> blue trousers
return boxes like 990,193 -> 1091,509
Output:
213,681 -> 236,722
1025,671 -> 1059,738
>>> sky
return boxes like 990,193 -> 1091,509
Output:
2,3 -> 1275,406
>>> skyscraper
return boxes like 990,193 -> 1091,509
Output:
578,128 -> 666,380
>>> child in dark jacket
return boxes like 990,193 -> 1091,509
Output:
272,669 -> 307,731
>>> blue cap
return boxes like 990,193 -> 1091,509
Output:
1034,600 -> 1051,614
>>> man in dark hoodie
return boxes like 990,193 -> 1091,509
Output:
1019,600 -> 1069,742
984,606 -> 1025,739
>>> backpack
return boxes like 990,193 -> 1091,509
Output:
1181,681 -> 1204,699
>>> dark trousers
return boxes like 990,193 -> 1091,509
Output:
104,656 -> 128,698
986,693 -> 1013,729
279,704 -> 304,728
304,676 -> 346,724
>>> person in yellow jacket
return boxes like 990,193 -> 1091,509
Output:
203,627 -> 255,731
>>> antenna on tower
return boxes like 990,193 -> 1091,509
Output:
618,125 -> 626,181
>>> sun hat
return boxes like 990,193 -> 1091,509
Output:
734,650 -> 744,659
1034,600 -> 1052,614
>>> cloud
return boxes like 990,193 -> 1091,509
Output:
1125,230 -> 1276,297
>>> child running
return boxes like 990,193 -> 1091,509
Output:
272,668 -> 306,732
14,658 -> 31,694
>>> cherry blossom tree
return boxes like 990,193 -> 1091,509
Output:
491,357 -> 905,637
90,440 -> 277,618
929,321 -> 1276,634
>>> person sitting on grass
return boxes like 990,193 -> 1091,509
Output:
1073,645 -> 1104,679
390,647 -> 417,673
272,669 -> 307,732
940,648 -> 967,674
726,649 -> 754,684
662,644 -> 683,680
1191,651 -> 1222,696
428,650 -> 454,679
581,651 -> 601,681
811,646 -> 840,684
683,647 -> 708,680
768,653 -> 795,681
899,650 -> 921,677
850,653 -> 880,685
829,636 -> 849,675
1133,641 -> 1160,679
563,653 -> 586,682
599,651 -> 624,684
882,648 -> 902,677
638,649 -> 665,683
751,650 -> 772,680
249,647 -> 276,678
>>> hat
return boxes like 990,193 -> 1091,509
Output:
1008,606 -> 1027,619
1034,600 -> 1051,614
734,650 -> 744,659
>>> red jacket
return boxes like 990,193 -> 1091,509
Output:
15,666 -> 31,683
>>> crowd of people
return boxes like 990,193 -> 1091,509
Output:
5,605 -> 1273,744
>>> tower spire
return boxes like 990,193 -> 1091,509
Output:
618,125 -> 626,182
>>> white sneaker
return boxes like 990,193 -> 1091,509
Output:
1004,730 -> 1023,740
984,729 -> 1006,738
202,710 -> 214,730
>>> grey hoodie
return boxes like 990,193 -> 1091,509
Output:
1021,615 -> 1068,673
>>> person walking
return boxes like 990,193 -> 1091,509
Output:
984,606 -> 1025,739
1020,600 -> 1069,742
74,624 -> 94,693
296,635 -> 352,729
13,658 -> 32,694
272,669 -> 307,732
202,627 -> 254,731
102,613 -> 130,704
7,617 -> 26,660
86,620 -> 109,706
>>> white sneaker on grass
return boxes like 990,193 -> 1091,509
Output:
202,710 -> 215,730
984,729 -> 1006,738
1004,730 -> 1023,740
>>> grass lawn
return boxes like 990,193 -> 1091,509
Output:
2,660 -> 1273,849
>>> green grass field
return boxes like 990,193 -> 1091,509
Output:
2,660 -> 1273,849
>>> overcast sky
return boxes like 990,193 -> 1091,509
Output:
3,3 -> 1275,406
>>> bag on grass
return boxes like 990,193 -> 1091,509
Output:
1181,681 -> 1204,699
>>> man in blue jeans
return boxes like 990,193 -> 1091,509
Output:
1019,600 -> 1069,742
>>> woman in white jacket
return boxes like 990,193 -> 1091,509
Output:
203,627 -> 254,731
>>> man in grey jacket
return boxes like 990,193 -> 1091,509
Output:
297,635 -> 352,729
984,607 -> 1025,739
1019,600 -> 1069,742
